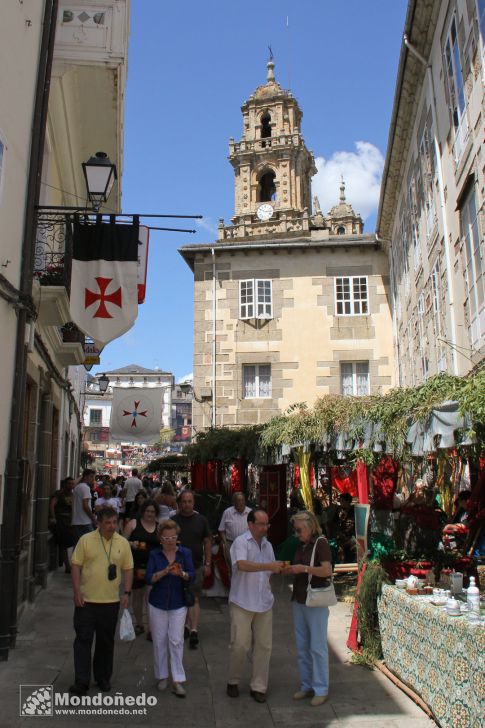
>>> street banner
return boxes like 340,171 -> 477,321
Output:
137,225 -> 150,304
110,387 -> 162,443
70,220 -> 139,346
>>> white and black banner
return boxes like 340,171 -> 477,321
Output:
69,220 -> 139,346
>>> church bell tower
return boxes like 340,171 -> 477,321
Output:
219,57 -> 317,241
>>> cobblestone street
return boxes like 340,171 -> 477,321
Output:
0,571 -> 434,727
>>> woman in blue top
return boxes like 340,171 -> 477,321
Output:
145,519 -> 195,697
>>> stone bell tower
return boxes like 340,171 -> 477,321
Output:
219,57 -> 317,241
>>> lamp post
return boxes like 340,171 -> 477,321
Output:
81,151 -> 117,212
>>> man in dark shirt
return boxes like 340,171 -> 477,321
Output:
173,491 -> 211,649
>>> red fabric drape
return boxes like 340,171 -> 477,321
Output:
231,459 -> 244,493
370,456 -> 398,509
331,466 -> 358,498
294,464 -> 300,488
190,461 -> 222,491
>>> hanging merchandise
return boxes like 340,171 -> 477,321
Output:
330,466 -> 358,498
69,218 -> 139,346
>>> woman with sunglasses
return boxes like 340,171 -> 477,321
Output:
283,510 -> 333,707
145,519 -> 195,698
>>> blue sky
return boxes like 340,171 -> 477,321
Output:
94,0 -> 407,381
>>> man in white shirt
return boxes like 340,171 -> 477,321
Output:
122,469 -> 143,518
219,492 -> 251,571
226,509 -> 283,703
71,469 -> 97,543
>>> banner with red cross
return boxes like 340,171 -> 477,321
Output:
110,387 -> 164,443
69,220 -> 139,346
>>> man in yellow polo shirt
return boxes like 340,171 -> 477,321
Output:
70,506 -> 133,695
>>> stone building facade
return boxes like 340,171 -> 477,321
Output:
0,1 -> 130,656
377,0 -> 484,385
180,61 -> 394,432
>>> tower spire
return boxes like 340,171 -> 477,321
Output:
339,176 -> 346,203
267,46 -> 275,82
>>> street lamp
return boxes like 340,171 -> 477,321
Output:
82,151 -> 117,211
98,373 -> 109,393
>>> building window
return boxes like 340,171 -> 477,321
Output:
460,185 -> 484,348
243,364 -> 272,398
340,362 -> 369,396
444,15 -> 468,162
258,170 -> 276,202
89,409 -> 102,426
239,279 -> 272,319
261,112 -> 272,140
335,276 -> 368,315
337,226 -> 346,235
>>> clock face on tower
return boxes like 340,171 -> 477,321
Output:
256,203 -> 274,221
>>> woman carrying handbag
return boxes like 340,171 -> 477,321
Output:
283,510 -> 335,707
145,519 -> 195,697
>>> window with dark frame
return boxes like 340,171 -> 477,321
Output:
89,409 -> 102,426
243,364 -> 272,398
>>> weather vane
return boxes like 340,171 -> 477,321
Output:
268,44 -> 274,61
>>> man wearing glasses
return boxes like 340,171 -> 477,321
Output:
226,509 -> 283,703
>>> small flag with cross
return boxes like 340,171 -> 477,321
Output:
69,219 -> 139,346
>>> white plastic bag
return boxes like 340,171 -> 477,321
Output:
119,608 -> 135,641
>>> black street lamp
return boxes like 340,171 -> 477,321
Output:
82,151 -> 117,211
98,373 -> 109,393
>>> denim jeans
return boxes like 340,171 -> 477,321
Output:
292,601 -> 329,696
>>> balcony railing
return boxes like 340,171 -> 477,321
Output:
34,213 -> 73,292
229,132 -> 303,155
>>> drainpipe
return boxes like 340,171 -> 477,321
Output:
211,247 -> 217,429
0,0 -> 58,661
403,34 -> 459,375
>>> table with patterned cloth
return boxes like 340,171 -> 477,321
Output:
378,584 -> 484,728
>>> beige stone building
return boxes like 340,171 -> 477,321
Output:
180,61 -> 394,432
377,0 -> 484,385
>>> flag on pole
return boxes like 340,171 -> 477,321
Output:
69,219 -> 139,346
110,387 -> 163,443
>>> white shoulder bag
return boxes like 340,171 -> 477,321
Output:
305,537 -> 337,608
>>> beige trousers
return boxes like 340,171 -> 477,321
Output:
228,603 -> 273,693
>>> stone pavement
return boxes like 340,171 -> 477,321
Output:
0,570 -> 435,727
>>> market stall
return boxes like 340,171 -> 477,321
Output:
378,584 -> 484,728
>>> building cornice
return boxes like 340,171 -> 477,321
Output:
179,233 -> 380,270
376,0 -> 439,242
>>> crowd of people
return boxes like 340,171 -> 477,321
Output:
50,469 -> 334,707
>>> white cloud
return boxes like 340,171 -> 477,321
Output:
196,216 -> 218,236
312,141 -> 384,221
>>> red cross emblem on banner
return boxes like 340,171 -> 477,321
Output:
85,277 -> 122,319
122,400 -> 148,428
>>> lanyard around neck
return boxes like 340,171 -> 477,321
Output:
99,531 -> 114,564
